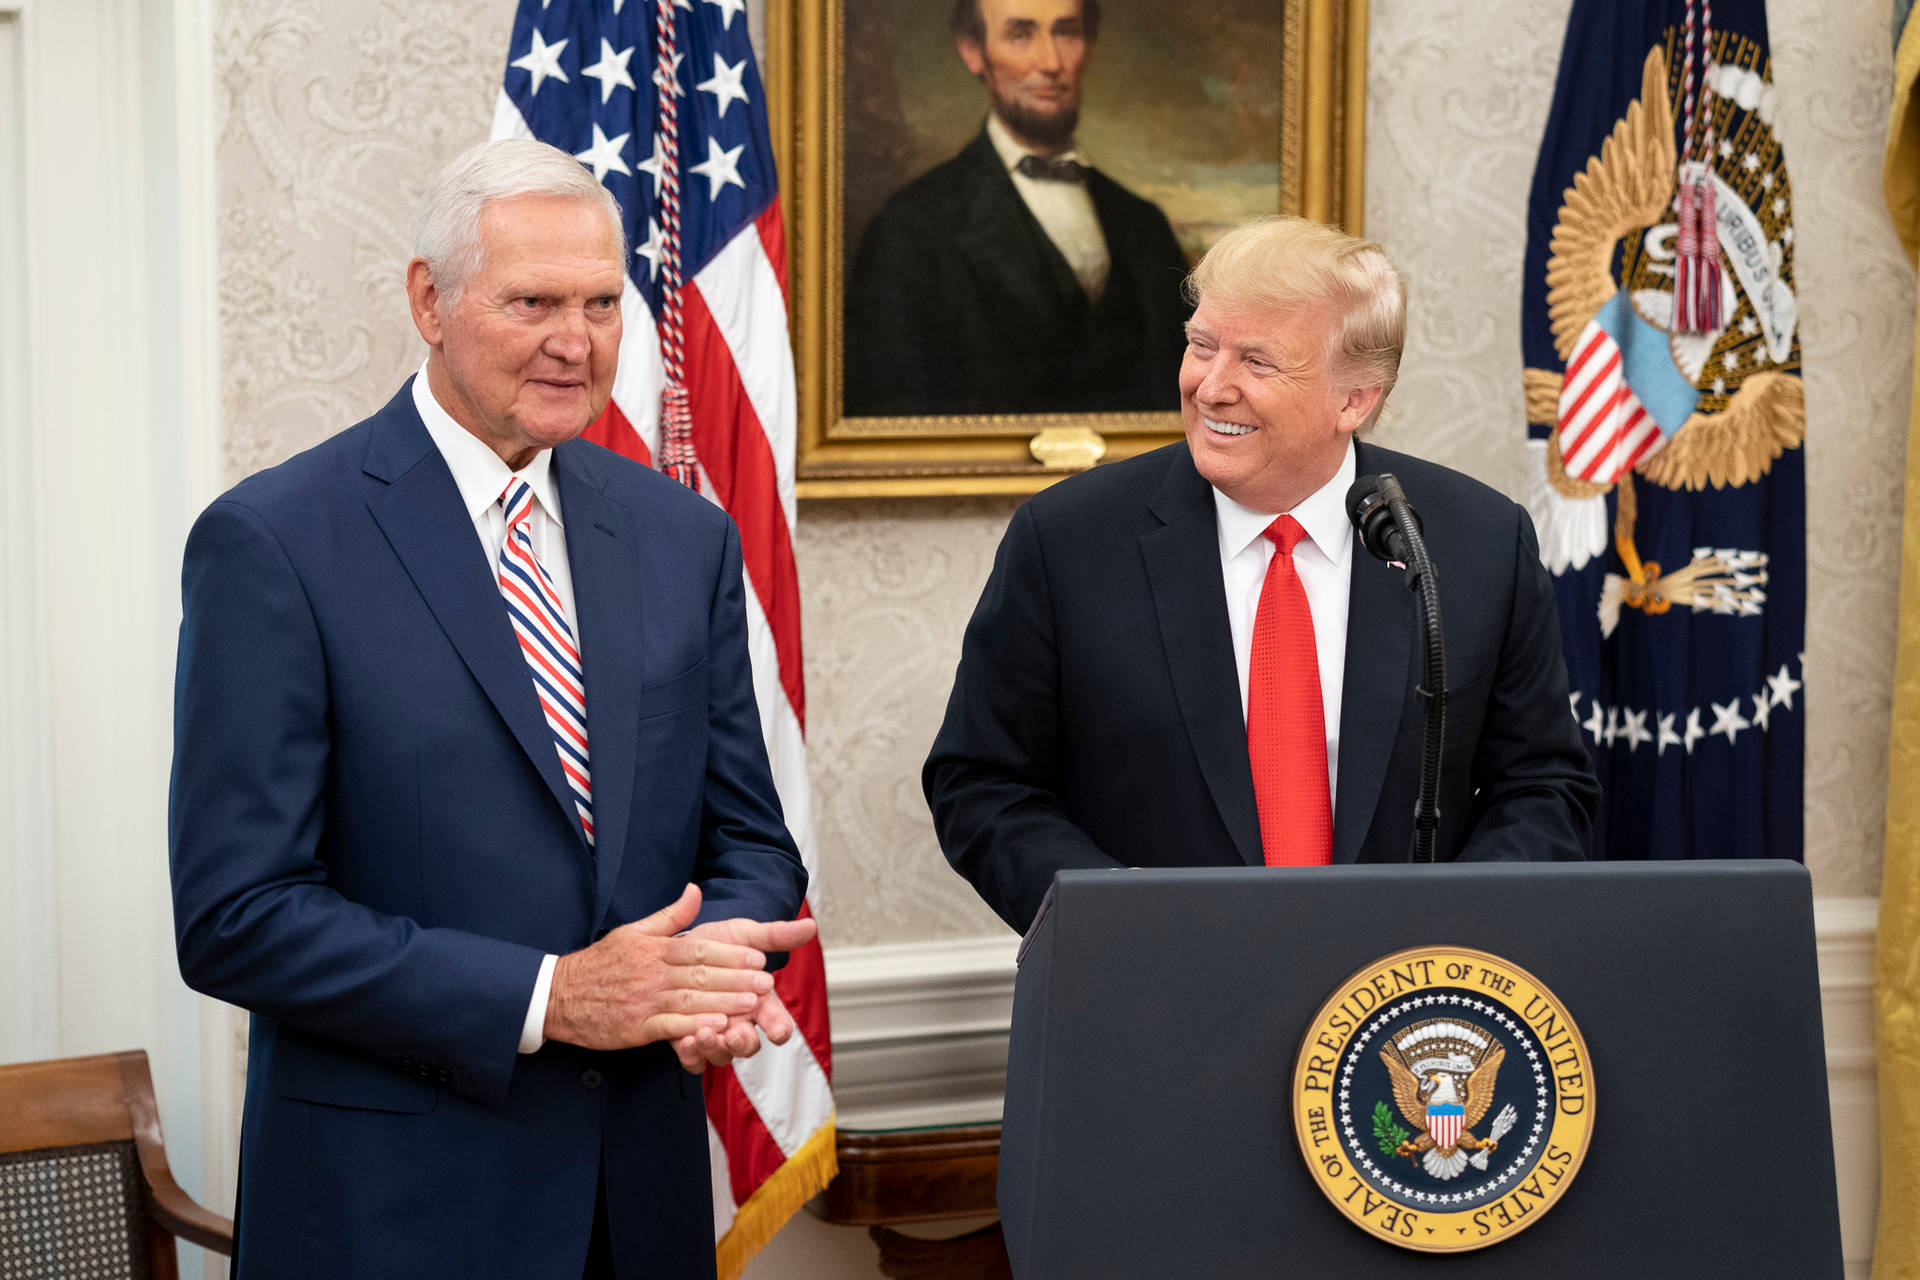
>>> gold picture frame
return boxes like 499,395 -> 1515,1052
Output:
768,0 -> 1369,498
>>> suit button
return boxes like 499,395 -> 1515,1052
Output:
434,1068 -> 453,1085
580,1069 -> 604,1089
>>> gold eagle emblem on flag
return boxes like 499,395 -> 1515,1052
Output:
1525,42 -> 1804,634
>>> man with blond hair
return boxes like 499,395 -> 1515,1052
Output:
170,139 -> 810,1278
925,217 -> 1598,934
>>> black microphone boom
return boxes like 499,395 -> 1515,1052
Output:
1344,472 -> 1445,864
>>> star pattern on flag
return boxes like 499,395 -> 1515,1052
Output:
1683,707 -> 1706,754
1709,699 -> 1751,745
704,0 -> 746,29
1619,707 -> 1652,751
512,27 -> 570,97
575,123 -> 632,181
501,0 -> 780,318
1767,663 -> 1802,709
696,54 -> 750,120
582,38 -> 637,104
636,132 -> 668,197
1571,658 -> 1806,760
635,217 -> 665,280
689,137 -> 746,199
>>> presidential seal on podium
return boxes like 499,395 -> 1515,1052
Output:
1292,946 -> 1595,1252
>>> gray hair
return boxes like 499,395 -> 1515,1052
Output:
412,138 -> 627,305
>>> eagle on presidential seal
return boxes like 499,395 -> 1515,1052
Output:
1525,41 -> 1802,636
1380,1019 -> 1521,1181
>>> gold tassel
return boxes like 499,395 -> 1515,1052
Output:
713,1117 -> 840,1280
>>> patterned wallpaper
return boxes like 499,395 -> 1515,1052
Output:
213,0 -> 1908,949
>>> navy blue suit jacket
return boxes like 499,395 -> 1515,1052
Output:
924,441 -> 1599,934
169,382 -> 806,1278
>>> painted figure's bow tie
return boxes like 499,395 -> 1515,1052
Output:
1015,154 -> 1087,183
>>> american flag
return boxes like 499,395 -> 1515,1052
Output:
492,1 -> 834,1272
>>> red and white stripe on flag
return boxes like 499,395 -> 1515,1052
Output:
492,8 -> 833,1269
1555,319 -> 1663,483
1427,1107 -> 1464,1152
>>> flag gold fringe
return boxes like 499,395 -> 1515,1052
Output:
1877,15 -> 1920,1279
714,1117 -> 838,1280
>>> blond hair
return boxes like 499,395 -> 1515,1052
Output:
1185,217 -> 1406,428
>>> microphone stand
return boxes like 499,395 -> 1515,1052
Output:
1379,477 -> 1446,865
1348,474 -> 1445,864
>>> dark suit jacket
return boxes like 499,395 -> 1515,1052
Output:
169,382 -> 807,1279
844,129 -> 1191,416
924,440 -> 1599,934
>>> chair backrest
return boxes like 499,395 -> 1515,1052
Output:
0,1050 -> 220,1280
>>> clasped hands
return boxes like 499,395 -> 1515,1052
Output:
543,884 -> 816,1074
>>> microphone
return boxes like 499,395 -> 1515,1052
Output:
1345,474 -> 1422,567
1345,473 -> 1445,864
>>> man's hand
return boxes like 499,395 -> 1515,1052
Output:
671,913 -> 817,1074
543,885 -> 773,1052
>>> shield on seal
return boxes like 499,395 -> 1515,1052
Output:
1427,1101 -> 1465,1151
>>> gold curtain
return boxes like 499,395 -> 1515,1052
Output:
1877,11 -> 1920,1277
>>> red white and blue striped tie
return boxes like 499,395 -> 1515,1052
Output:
496,479 -> 593,846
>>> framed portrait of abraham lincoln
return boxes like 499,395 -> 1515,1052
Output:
768,0 -> 1368,496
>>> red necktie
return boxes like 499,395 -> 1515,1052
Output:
1248,515 -> 1332,866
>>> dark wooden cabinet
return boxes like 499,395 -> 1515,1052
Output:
809,1123 -> 1012,1279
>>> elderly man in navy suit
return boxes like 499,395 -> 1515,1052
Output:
926,217 -> 1600,934
845,0 -> 1191,417
169,139 -> 813,1279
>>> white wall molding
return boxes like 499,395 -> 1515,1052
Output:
828,900 -> 1881,1272
825,935 -> 1019,1130
1812,897 -> 1877,1280
0,0 -> 58,1072
6,0 -> 223,1272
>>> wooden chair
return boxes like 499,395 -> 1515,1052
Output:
0,1050 -> 233,1279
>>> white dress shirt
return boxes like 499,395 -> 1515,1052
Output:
412,365 -> 564,1055
986,112 -> 1111,302
1211,442 -> 1356,813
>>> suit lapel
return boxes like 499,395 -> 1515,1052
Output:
952,132 -> 1086,327
362,391 -> 584,845
1332,441 -> 1416,864
1141,449 -> 1263,866
553,444 -> 642,924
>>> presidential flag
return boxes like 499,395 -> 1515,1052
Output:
1521,0 -> 1805,862
493,2 -> 833,1272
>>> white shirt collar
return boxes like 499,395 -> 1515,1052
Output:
411,360 -> 565,529
1212,440 -> 1357,567
985,111 -> 1086,171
